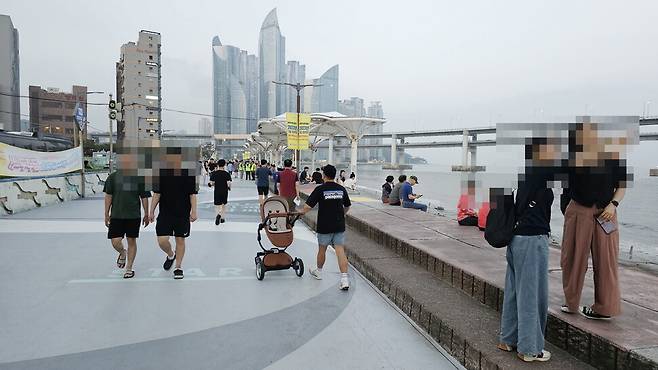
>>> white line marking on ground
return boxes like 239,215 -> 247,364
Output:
68,275 -> 298,284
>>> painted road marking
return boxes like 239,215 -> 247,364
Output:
68,275 -> 299,284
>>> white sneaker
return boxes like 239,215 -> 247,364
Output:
517,350 -> 551,362
340,276 -> 350,291
309,268 -> 322,280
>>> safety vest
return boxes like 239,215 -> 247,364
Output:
239,162 -> 244,171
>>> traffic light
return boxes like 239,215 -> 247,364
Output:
108,99 -> 117,120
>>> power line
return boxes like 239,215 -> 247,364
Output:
0,91 -> 108,106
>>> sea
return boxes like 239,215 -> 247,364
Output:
343,163 -> 658,270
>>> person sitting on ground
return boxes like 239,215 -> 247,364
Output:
381,175 -> 394,203
311,168 -> 323,184
337,169 -> 346,185
401,175 -> 427,212
388,175 -> 406,206
299,166 -> 310,184
457,180 -> 479,226
343,172 -> 357,191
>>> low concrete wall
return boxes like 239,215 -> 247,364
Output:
0,172 -> 109,216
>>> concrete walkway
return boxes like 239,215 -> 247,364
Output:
0,178 -> 462,370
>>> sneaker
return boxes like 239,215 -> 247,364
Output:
517,350 -> 551,362
580,306 -> 611,320
561,304 -> 575,314
340,276 -> 350,291
163,254 -> 175,271
215,215 -> 221,225
173,268 -> 184,279
309,268 -> 322,280
220,218 -> 226,223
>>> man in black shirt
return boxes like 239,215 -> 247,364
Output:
299,164 -> 352,291
149,150 -> 198,280
209,159 -> 232,225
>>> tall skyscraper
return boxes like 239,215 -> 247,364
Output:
116,30 -> 162,141
365,101 -> 385,161
285,60 -> 305,112
367,101 -> 384,118
338,97 -> 365,117
304,65 -> 339,113
258,8 -> 286,118
28,85 -> 87,141
212,36 -> 259,136
198,117 -> 212,136
0,15 -> 20,132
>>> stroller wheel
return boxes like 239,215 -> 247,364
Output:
294,258 -> 304,277
256,261 -> 265,280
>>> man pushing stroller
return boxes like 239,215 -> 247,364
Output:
299,165 -> 352,290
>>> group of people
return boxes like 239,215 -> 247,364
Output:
380,174 -> 427,212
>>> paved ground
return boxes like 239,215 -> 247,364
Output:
0,178 -> 462,370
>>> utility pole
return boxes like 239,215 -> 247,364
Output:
272,81 -> 321,171
108,94 -> 117,172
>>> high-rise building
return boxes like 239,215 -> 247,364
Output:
338,97 -> 365,117
285,60 -> 305,112
367,101 -> 384,118
258,8 -> 286,119
29,85 -> 87,141
0,15 -> 20,132
115,30 -> 161,141
198,117 -> 212,136
365,101 -> 385,161
212,36 -> 259,135
304,65 -> 339,113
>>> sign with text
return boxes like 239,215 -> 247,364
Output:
285,112 -> 311,150
0,143 -> 82,177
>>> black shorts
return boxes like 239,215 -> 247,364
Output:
257,186 -> 269,196
108,218 -> 140,239
156,216 -> 191,238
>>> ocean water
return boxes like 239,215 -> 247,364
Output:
349,163 -> 658,267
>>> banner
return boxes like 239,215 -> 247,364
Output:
0,142 -> 82,177
242,151 -> 251,160
285,112 -> 311,150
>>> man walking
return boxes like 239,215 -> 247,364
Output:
149,148 -> 198,279
256,159 -> 272,206
103,152 -> 151,279
401,175 -> 427,212
277,159 -> 299,210
300,165 -> 352,290
209,159 -> 232,225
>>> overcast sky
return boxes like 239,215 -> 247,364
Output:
4,0 -> 658,169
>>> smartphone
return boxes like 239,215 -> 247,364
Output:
416,194 -> 423,198
596,216 -> 617,234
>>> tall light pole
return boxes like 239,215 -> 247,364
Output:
272,81 -> 321,171
77,90 -> 104,197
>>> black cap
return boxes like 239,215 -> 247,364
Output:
410,175 -> 419,184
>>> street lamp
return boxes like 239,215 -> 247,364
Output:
77,90 -> 106,197
272,81 -> 321,171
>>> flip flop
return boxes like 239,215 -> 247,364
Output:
123,270 -> 135,279
117,251 -> 126,269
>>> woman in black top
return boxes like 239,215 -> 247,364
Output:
381,175 -> 394,203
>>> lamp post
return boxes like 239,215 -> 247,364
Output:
272,81 -> 321,171
76,90 -> 104,197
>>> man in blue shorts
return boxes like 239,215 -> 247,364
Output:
299,164 -> 351,290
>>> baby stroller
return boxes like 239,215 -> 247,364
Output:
255,196 -> 304,280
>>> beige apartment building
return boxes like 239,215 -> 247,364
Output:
28,85 -> 87,141
116,30 -> 161,141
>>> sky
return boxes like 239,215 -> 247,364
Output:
3,0 -> 658,171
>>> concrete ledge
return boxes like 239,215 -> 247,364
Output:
298,184 -> 658,370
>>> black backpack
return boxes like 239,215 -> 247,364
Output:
484,189 -> 516,248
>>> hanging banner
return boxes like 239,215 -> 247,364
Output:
242,151 -> 251,160
285,112 -> 311,150
0,143 -> 82,177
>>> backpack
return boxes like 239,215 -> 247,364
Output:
484,189 -> 516,248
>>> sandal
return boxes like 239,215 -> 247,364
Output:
123,270 -> 135,279
497,343 -> 516,352
116,251 -> 126,269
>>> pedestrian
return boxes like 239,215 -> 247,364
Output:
311,168 -> 323,184
277,159 -> 299,210
271,164 -> 280,195
299,164 -> 352,290
401,175 -> 427,212
337,170 -> 346,185
103,152 -> 151,279
498,137 -> 556,362
388,175 -> 406,206
149,148 -> 198,280
299,166 -> 310,184
238,161 -> 245,180
227,161 -> 234,177
559,122 -> 629,320
381,175 -> 394,203
210,159 -> 232,225
256,159 -> 272,206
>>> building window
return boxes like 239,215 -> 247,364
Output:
149,43 -> 153,48
149,55 -> 153,60
149,67 -> 153,71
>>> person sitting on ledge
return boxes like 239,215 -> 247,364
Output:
401,175 -> 427,212
457,180 -> 479,226
381,175 -> 394,203
388,175 -> 406,206
343,172 -> 357,191
311,168 -> 323,184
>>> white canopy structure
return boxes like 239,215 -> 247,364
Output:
257,112 -> 385,174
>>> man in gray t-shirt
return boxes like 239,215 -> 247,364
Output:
388,175 -> 407,206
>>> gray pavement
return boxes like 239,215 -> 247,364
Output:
0,178 -> 462,370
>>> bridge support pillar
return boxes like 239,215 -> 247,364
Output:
390,134 -> 397,165
328,137 -> 334,164
452,130 -> 485,172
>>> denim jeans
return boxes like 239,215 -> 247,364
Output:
402,201 -> 427,212
500,234 -> 549,355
